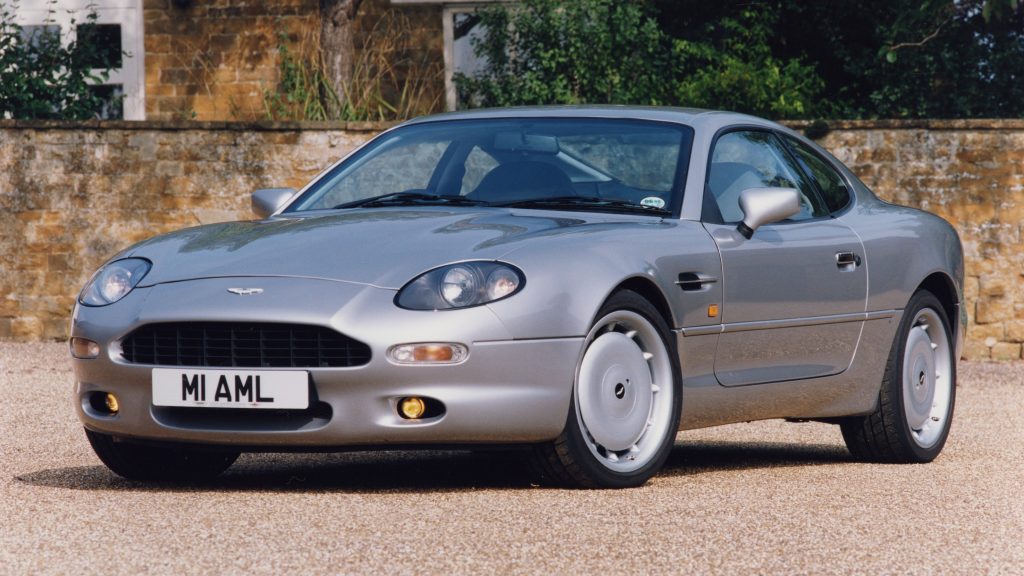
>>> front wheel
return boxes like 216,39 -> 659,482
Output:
840,290 -> 956,463
531,290 -> 681,488
86,429 -> 239,482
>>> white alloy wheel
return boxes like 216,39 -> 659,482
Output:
575,310 -> 675,473
529,290 -> 681,488
901,307 -> 953,449
840,289 -> 957,463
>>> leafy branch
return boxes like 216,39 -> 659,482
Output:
0,0 -> 122,120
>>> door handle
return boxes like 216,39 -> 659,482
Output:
676,272 -> 718,291
835,251 -> 861,270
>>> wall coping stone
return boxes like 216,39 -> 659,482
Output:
4,118 -> 1024,133
0,119 -> 397,132
783,118 -> 1024,131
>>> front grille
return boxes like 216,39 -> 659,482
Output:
121,322 -> 371,368
153,402 -> 333,431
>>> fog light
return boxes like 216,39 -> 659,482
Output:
104,393 -> 119,415
70,337 -> 100,359
387,343 -> 468,364
399,397 -> 427,419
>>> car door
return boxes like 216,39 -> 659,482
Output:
702,129 -> 866,387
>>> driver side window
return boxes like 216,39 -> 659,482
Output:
706,131 -> 826,223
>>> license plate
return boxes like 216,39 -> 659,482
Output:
152,368 -> 309,409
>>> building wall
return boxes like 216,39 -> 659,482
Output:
143,0 -> 318,120
0,119 -> 1022,361
143,0 -> 444,121
353,0 -> 445,115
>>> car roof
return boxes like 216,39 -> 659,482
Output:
399,105 -> 782,134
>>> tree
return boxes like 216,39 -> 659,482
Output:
458,0 -> 1024,119
455,0 -> 823,118
668,6 -> 822,118
319,0 -> 364,118
763,0 -> 1024,117
455,0 -> 676,107
659,0 -> 1024,118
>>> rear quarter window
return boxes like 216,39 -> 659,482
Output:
784,136 -> 851,213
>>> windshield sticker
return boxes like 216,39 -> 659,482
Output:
640,197 -> 666,209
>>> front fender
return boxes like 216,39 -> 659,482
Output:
486,220 -> 721,338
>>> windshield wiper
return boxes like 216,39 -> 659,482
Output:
492,196 -> 670,215
334,192 -> 488,209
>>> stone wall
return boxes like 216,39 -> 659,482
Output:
0,119 -> 383,340
0,118 -> 1022,360
143,0 -> 444,121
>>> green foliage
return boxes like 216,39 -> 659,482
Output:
454,0 -> 677,107
669,8 -> 823,118
455,0 -> 823,117
661,0 -> 1024,118
0,1 -> 118,120
982,0 -> 1021,22
458,0 -> 1024,119
867,0 -> 1024,118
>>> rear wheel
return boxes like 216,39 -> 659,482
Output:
86,429 -> 239,481
840,290 -> 956,462
531,290 -> 681,488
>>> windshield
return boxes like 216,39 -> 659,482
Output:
285,118 -> 693,216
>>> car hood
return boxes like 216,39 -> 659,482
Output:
129,207 -> 663,289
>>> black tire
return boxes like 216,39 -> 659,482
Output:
840,290 -> 956,463
86,428 -> 239,481
531,290 -> 682,488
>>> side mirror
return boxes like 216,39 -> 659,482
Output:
251,188 -> 296,219
736,187 -> 801,239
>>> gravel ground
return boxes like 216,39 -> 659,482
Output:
1,342 -> 1021,575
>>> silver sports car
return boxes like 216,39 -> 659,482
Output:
70,107 -> 964,488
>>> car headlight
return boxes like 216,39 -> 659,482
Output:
396,262 -> 525,310
79,258 -> 152,306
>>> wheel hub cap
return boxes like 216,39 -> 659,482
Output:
903,324 -> 937,431
578,332 -> 653,452
900,306 -> 953,449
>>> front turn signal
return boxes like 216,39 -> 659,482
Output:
70,337 -> 100,359
387,343 -> 468,365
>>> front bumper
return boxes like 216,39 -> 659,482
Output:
71,277 -> 581,448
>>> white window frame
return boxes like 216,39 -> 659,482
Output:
391,0 -> 503,111
8,0 -> 145,120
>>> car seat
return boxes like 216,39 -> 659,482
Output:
707,162 -> 764,223
468,160 -> 575,203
